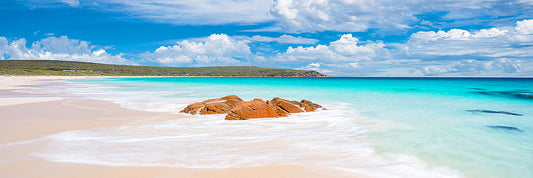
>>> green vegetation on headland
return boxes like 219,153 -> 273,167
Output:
0,60 -> 326,77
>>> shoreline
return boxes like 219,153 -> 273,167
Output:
3,75 -> 533,79
0,76 -> 334,177
0,76 -> 185,147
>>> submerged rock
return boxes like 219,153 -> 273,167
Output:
181,95 -> 324,120
487,125 -> 524,132
471,90 -> 533,101
467,110 -> 523,116
300,99 -> 323,112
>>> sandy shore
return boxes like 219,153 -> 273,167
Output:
0,76 -> 335,178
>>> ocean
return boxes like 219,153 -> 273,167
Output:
22,77 -> 533,177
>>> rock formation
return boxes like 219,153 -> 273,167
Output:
180,95 -> 243,115
270,97 -> 304,113
180,95 -> 324,120
225,99 -> 280,120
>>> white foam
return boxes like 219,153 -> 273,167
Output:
30,103 -> 462,177
18,80 -> 200,113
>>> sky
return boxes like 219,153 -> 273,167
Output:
1,0 -> 533,77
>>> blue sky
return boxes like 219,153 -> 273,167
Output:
1,0 -> 532,76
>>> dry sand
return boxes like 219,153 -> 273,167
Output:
0,76 -> 336,178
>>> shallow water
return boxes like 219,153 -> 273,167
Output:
19,77 -> 533,177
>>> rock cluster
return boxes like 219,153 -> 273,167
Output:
180,95 -> 243,115
180,95 -> 324,120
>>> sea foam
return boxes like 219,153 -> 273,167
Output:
31,102 -> 461,177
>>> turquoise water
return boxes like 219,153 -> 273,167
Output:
28,77 -> 533,177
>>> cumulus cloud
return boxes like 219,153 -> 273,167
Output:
300,62 -> 320,70
141,34 -> 251,66
268,19 -> 533,76
264,34 -> 389,76
297,62 -> 334,74
389,19 -> 533,76
0,36 -> 131,65
236,35 -> 318,44
274,34 -> 387,62
404,19 -> 533,58
409,28 -> 509,41
516,19 -> 533,35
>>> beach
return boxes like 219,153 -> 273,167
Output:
1,76 -> 531,178
0,76 -> 339,178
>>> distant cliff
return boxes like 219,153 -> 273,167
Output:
0,60 -> 327,77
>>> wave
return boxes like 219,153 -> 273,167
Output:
31,102 -> 460,177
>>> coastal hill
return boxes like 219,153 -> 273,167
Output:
0,60 -> 326,77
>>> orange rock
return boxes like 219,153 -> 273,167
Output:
267,100 -> 289,117
225,99 -> 279,120
300,99 -> 323,112
220,95 -> 243,107
200,102 -> 233,114
270,97 -> 304,113
182,95 -> 325,119
221,95 -> 242,101
181,95 -> 243,115
180,102 -> 204,115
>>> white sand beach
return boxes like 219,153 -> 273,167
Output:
0,76 -> 332,178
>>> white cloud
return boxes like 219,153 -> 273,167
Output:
404,19 -> 533,58
299,62 -> 320,71
422,59 -> 524,76
24,0 -> 533,33
409,28 -> 509,41
272,20 -> 533,76
270,0 -> 400,32
60,0 -> 79,7
308,62 -> 320,68
516,19 -> 533,35
141,34 -> 251,66
236,35 -> 318,44
268,34 -> 389,76
473,28 -> 509,38
297,62 -> 334,74
83,0 -> 274,25
268,0 -> 532,33
275,34 -> 387,62
0,36 -> 131,65
394,19 -> 533,76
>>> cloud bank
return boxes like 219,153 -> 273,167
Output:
140,34 -> 251,66
235,35 -> 319,45
270,19 -> 533,76
2,19 -> 532,76
0,36 -> 131,65
23,0 -> 533,33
